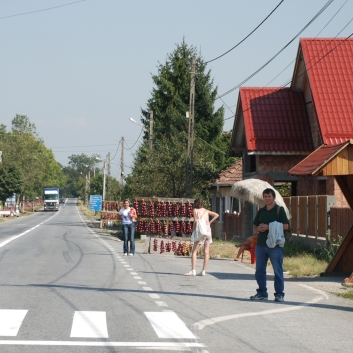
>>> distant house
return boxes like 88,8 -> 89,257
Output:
229,38 -> 353,237
209,159 -> 242,238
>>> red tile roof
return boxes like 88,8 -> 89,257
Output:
299,38 -> 353,145
214,159 -> 242,185
289,140 -> 350,176
240,87 -> 313,153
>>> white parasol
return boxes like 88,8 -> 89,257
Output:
231,178 -> 291,219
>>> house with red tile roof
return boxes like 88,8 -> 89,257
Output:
229,38 -> 353,237
209,159 -> 242,238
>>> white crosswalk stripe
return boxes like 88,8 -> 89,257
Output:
0,310 -> 28,336
0,310 -> 195,340
145,312 -> 196,339
70,311 -> 108,338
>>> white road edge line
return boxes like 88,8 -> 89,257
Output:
0,211 -> 59,248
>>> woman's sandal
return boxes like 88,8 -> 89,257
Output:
234,257 -> 240,261
184,270 -> 196,276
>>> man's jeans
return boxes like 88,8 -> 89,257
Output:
255,245 -> 284,298
122,223 -> 135,255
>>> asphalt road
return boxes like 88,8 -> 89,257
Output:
0,199 -> 352,353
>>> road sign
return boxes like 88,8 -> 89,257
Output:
89,195 -> 102,211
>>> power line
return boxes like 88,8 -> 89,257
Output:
235,32 -> 353,121
205,0 -> 285,64
280,32 -> 353,87
110,141 -> 121,162
124,129 -> 144,151
264,0 -> 349,87
220,1 -> 350,117
215,0 -> 334,100
218,94 -> 234,116
196,136 -> 228,155
0,0 -> 88,20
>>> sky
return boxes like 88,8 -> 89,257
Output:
1,0 -> 353,181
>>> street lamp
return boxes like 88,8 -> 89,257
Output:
129,112 -> 153,149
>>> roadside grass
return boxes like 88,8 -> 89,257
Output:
200,239 -> 250,261
283,254 -> 327,277
333,289 -> 353,300
78,200 -> 101,222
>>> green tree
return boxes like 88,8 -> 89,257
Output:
0,164 -> 23,205
141,40 -> 224,144
62,154 -> 102,198
126,133 -> 223,199
127,40 -> 236,199
12,114 -> 37,135
0,117 -> 66,201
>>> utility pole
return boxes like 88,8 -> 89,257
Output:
120,137 -> 124,194
102,160 -> 106,201
107,152 -> 111,200
85,174 -> 89,206
186,56 -> 196,198
149,111 -> 153,149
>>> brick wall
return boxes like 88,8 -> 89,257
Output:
257,155 -> 305,173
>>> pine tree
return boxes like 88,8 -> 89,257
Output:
127,40 -> 236,199
140,39 -> 224,143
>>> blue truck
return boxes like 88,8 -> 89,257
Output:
43,187 -> 60,211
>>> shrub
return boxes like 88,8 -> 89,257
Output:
283,240 -> 313,257
313,235 -> 342,263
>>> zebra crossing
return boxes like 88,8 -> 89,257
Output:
0,309 -> 196,339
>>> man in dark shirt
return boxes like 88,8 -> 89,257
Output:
251,188 -> 289,302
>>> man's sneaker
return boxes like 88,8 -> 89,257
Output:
129,253 -> 134,256
124,253 -> 127,256
250,293 -> 268,300
274,296 -> 284,302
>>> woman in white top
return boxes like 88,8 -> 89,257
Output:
118,199 -> 137,256
184,198 -> 219,276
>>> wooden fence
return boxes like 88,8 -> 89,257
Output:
283,195 -> 336,239
223,196 -> 345,242
223,213 -> 241,240
330,207 -> 353,241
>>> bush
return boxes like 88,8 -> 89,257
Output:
283,240 -> 313,257
313,235 -> 342,263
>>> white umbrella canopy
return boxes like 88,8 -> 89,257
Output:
231,179 -> 291,219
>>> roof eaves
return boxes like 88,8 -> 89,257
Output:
311,140 -> 352,176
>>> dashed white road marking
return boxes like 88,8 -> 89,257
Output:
0,310 -> 28,336
76,206 -> 201,347
145,312 -> 196,339
70,311 -> 108,338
